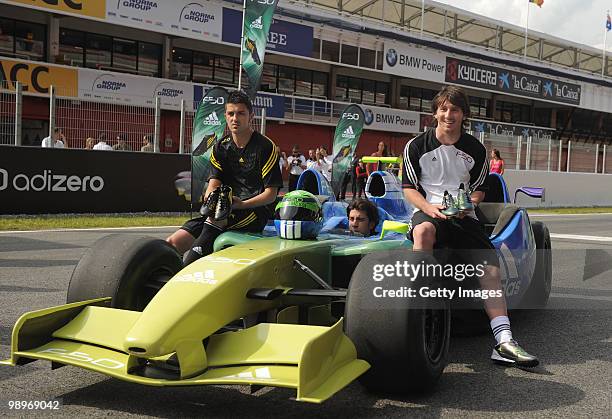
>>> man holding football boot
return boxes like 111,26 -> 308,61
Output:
167,90 -> 282,265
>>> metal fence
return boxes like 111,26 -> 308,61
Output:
0,80 -> 18,146
3,84 -> 611,175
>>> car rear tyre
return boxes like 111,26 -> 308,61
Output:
345,250 -> 451,393
67,234 -> 182,311
523,222 -> 552,308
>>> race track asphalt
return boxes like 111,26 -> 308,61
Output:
0,214 -> 611,418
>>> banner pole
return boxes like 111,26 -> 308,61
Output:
523,2 -> 530,61
238,0 -> 247,90
602,10 -> 609,78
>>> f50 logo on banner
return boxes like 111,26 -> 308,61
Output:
342,112 -> 360,120
0,59 -> 78,95
203,96 -> 225,105
0,169 -> 104,192
8,0 -> 105,18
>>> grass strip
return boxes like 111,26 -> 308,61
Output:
0,214 -> 190,231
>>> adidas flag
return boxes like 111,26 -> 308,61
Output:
331,104 -> 364,198
240,0 -> 278,100
191,86 -> 229,208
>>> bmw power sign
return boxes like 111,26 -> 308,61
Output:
383,44 -> 446,83
364,108 -> 374,125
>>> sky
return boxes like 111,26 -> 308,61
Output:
433,0 -> 611,50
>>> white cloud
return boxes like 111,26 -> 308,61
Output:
433,0 -> 611,50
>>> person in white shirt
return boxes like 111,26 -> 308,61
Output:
306,149 -> 318,171
319,146 -> 333,182
41,128 -> 66,148
286,144 -> 306,191
93,132 -> 113,151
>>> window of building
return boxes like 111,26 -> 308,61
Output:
469,96 -> 489,118
86,33 -> 112,70
295,68 -> 312,96
533,107 -> 552,127
138,42 -> 162,77
171,48 -> 192,80
261,63 -> 277,92
312,38 -> 321,60
322,40 -> 340,62
360,47 -> 376,69
496,101 -> 531,123
0,18 -> 46,61
214,56 -> 235,85
312,72 -> 328,97
341,44 -> 358,66
59,28 -> 84,67
60,28 -> 161,76
113,38 -> 137,73
192,51 -> 213,83
400,86 -> 436,111
336,76 -> 389,105
278,65 -> 295,94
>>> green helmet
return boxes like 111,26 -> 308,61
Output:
274,191 -> 323,239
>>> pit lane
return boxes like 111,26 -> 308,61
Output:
1,214 -> 611,417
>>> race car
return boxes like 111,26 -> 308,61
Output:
1,163 -> 552,403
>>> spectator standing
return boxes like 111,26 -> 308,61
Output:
278,150 -> 288,191
41,128 -> 66,148
366,141 -> 388,176
306,149 -> 317,170
319,146 -> 333,182
85,137 -> 96,150
339,155 -> 359,200
93,132 -> 113,150
489,149 -> 505,175
141,135 -> 153,152
113,134 -> 131,151
355,160 -> 367,198
286,144 -> 306,191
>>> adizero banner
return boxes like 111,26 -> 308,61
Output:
191,86 -> 229,207
241,0 -> 278,99
331,104 -> 364,198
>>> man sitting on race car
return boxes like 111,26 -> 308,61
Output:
167,90 -> 282,264
347,199 -> 379,237
402,85 -> 539,367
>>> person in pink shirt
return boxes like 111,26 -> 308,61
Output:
489,149 -> 504,175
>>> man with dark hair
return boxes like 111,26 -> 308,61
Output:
167,90 -> 282,264
347,199 -> 379,236
41,127 -> 66,148
402,85 -> 538,367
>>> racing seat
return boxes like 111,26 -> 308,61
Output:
476,203 -> 519,237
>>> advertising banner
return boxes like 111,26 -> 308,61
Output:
445,57 -> 581,105
191,86 -> 229,206
0,58 -> 78,96
78,69 -> 194,110
194,86 -> 285,118
331,104 -> 364,197
7,0 -> 105,18
223,8 -> 314,58
241,0 -> 279,99
383,44 -> 446,83
0,146 -> 190,214
106,0 -> 223,42
362,105 -> 421,133
468,119 -> 556,140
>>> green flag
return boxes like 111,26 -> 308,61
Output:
241,0 -> 278,99
191,86 -> 229,207
331,104 -> 365,198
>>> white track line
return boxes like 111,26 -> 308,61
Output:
550,233 -> 612,242
0,225 -> 181,234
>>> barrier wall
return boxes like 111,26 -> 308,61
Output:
503,170 -> 612,208
0,146 -> 190,214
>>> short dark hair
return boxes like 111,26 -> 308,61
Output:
347,199 -> 379,233
227,89 -> 253,113
431,86 -> 471,121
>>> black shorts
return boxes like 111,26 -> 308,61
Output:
409,211 -> 499,268
181,207 -> 270,238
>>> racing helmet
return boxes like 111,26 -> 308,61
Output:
274,191 -> 323,240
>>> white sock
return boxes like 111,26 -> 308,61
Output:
490,315 -> 513,344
